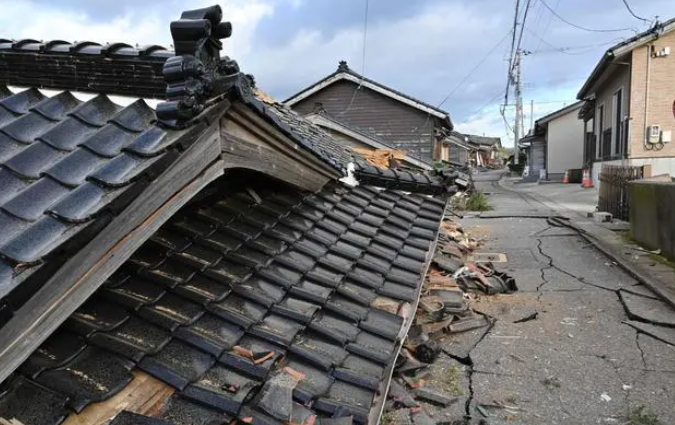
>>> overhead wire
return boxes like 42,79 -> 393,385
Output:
340,0 -> 369,116
621,0 -> 651,24
538,0 -> 634,33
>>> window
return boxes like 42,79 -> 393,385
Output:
613,88 -> 623,155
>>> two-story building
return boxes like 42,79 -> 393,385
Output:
578,18 -> 675,185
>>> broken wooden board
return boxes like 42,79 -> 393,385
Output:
62,371 -> 175,425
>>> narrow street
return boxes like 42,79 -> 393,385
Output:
429,171 -> 675,424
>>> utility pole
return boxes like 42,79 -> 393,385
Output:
512,49 -> 524,165
530,99 -> 534,131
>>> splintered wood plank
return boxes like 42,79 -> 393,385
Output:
62,371 -> 175,425
0,121 -> 224,384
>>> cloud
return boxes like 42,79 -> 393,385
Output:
0,0 -> 273,58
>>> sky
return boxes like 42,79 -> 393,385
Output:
1,0 -> 674,146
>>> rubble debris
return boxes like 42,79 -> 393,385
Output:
414,341 -> 442,364
257,368 -> 304,421
388,380 -> 418,408
467,253 -> 508,263
513,312 -> 538,324
410,407 -> 436,425
411,388 -> 458,407
395,349 -> 428,373
448,315 -> 490,333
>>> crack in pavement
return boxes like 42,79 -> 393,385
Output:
634,332 -> 648,369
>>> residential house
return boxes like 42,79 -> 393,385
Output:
0,5 -> 456,425
519,128 -> 546,181
284,61 -> 454,163
577,18 -> 675,186
444,131 -> 473,165
524,101 -> 586,181
464,134 -> 502,167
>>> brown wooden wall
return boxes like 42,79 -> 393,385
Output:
292,80 -> 437,161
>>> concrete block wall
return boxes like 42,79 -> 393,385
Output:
629,181 -> 675,260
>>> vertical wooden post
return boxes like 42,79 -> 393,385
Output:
642,164 -> 652,178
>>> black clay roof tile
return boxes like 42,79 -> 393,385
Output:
335,282 -> 377,307
174,313 -> 244,357
292,237 -> 328,259
241,238 -> 283,259
219,334 -> 284,379
233,276 -> 286,308
198,229 -> 242,253
325,294 -> 370,321
20,329 -> 87,378
317,252 -> 353,274
207,293 -> 267,329
406,236 -> 433,250
47,182 -> 128,223
0,377 -> 69,425
271,297 -> 320,324
289,279 -> 333,304
82,124 -> 139,158
124,126 -> 178,157
138,292 -> 204,331
257,263 -> 303,288
170,216 -> 216,238
0,211 -> 29,246
108,411 -> 174,425
140,258 -> 196,288
393,255 -> 425,274
43,147 -> 108,187
102,277 -> 166,310
174,274 -> 231,305
280,213 -> 314,232
171,243 -> 223,270
304,227 -> 339,246
88,152 -> 164,188
89,315 -> 172,362
314,381 -> 373,425
65,295 -> 129,337
35,346 -> 134,412
305,266 -> 343,289
138,339 -> 214,390
332,354 -> 384,391
289,332 -> 348,371
1,112 -> 52,143
359,308 -> 403,341
346,267 -> 384,290
0,214 -> 79,265
292,204 -> 324,221
309,311 -> 359,345
126,244 -> 167,269
398,244 -> 428,262
0,88 -> 45,115
223,245 -> 270,269
285,357 -> 334,404
159,394 -> 231,425
30,91 -> 81,121
275,249 -> 315,274
249,313 -> 303,346
264,224 -> 302,244
194,206 -> 237,227
2,141 -> 67,180
110,99 -> 156,132
409,227 -> 436,240
204,258 -> 253,285
149,229 -> 193,252
69,95 -> 122,127
346,331 -> 395,365
0,107 -> 17,128
224,220 -> 262,241
181,364 -> 260,415
38,117 -> 98,151
1,176 -> 69,221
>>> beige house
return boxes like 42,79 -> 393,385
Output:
578,18 -> 675,185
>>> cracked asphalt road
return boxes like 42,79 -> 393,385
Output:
441,171 -> 675,424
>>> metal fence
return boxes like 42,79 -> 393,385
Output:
598,164 -> 648,221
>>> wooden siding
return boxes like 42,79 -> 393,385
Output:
292,80 -> 437,161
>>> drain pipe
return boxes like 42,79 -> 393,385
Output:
643,44 -> 653,148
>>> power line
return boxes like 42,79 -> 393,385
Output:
621,0 -> 650,24
436,28 -> 513,108
340,0 -> 369,116
515,0 -> 533,55
539,0 -> 634,33
532,0 -> 560,53
524,27 -> 620,55
503,0 -> 521,109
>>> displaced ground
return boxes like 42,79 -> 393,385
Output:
387,171 -> 675,425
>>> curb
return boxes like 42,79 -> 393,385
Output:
495,178 -> 675,310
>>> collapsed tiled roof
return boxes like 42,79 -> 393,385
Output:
0,179 -> 446,425
0,86 -> 209,320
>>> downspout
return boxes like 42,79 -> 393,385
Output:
643,44 -> 652,148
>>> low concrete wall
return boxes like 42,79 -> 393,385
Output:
629,181 -> 675,259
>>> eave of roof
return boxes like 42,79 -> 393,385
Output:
283,65 -> 453,128
577,17 -> 675,99
536,101 -> 584,126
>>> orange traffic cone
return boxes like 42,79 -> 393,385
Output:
563,170 -> 569,184
582,169 -> 594,188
